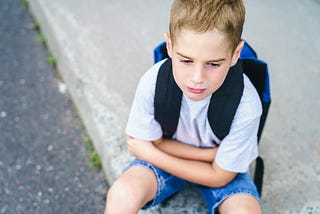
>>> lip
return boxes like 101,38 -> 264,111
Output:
187,87 -> 205,94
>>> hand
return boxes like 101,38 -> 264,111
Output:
126,136 -> 159,162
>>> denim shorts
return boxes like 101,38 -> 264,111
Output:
128,159 -> 261,214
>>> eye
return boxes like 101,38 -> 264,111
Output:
206,62 -> 220,68
180,59 -> 193,65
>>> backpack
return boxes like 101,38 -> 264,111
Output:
153,41 -> 271,195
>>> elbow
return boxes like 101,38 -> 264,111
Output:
152,137 -> 164,146
211,178 -> 233,188
206,176 -> 233,188
208,164 -> 237,188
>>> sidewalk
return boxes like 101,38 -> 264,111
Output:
28,0 -> 320,213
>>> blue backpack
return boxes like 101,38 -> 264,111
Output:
153,41 -> 271,195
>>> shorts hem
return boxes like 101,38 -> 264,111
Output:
212,190 -> 262,212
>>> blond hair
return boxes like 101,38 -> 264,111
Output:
169,0 -> 245,52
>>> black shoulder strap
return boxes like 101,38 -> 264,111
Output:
154,58 -> 244,140
241,58 -> 269,141
154,59 -> 182,138
207,60 -> 244,140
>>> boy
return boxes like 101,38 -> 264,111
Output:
105,0 -> 263,213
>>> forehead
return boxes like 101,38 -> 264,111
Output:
173,28 -> 232,60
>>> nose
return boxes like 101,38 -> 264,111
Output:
191,65 -> 205,84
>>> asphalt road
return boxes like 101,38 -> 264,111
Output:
0,1 -> 107,213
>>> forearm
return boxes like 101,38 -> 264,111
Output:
153,138 -> 217,163
148,148 -> 236,188
127,136 -> 235,188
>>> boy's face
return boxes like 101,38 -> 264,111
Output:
165,29 -> 243,101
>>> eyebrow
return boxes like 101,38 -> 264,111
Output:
176,51 -> 226,62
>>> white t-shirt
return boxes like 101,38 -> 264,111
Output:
126,59 -> 262,173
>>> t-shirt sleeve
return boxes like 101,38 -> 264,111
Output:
125,61 -> 164,141
215,75 -> 262,173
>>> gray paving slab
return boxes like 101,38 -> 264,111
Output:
0,1 -> 107,213
27,0 -> 320,213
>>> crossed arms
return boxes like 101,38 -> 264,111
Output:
126,136 -> 237,188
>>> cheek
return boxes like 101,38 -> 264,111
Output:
172,62 -> 187,83
207,68 -> 229,88
172,69 -> 184,88
172,60 -> 186,72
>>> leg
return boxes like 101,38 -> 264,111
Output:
104,166 -> 158,214
195,173 -> 262,214
218,194 -> 263,214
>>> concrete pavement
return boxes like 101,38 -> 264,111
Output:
27,0 -> 320,213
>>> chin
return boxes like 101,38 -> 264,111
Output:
185,93 -> 209,101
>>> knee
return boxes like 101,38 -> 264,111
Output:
218,195 -> 262,214
227,207 -> 261,214
107,180 -> 135,205
105,167 -> 157,213
218,206 -> 261,214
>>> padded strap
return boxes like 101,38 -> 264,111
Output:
154,59 -> 182,138
208,61 -> 244,140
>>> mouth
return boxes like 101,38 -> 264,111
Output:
187,87 -> 205,94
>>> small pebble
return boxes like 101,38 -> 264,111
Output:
19,79 -> 25,85
47,145 -> 54,151
58,82 -> 67,94
1,206 -> 7,213
46,166 -> 54,171
0,112 -> 7,118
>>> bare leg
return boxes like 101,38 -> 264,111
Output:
218,194 -> 263,214
104,166 -> 158,214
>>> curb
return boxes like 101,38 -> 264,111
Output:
27,0 -> 208,213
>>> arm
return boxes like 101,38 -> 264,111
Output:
152,137 -> 217,163
127,136 -> 236,188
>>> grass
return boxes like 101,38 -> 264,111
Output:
32,22 -> 40,31
37,32 -> 46,45
21,0 -> 29,8
84,136 -> 102,170
47,55 -> 57,67
33,23 -> 57,68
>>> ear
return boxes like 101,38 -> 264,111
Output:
231,40 -> 244,66
164,32 -> 173,58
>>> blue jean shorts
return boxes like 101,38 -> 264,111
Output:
128,159 -> 261,214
